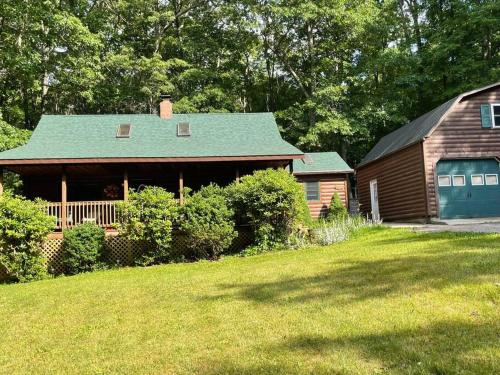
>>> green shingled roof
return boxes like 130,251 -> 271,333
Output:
293,152 -> 353,174
0,113 -> 303,160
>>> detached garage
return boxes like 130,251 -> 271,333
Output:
436,159 -> 500,219
357,82 -> 500,221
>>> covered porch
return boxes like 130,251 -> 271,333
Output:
2,159 -> 291,230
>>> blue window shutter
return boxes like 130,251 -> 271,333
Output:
480,104 -> 492,128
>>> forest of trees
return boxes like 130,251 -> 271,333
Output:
0,0 -> 499,164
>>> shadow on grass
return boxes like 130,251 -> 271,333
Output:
367,230 -> 500,249
205,232 -> 500,306
194,320 -> 499,374
277,319 -> 499,374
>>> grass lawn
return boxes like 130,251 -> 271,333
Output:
0,227 -> 499,374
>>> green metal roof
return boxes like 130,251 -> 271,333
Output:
293,152 -> 353,174
0,113 -> 303,161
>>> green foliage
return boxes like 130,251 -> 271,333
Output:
0,119 -> 32,193
327,193 -> 348,221
62,223 -> 106,275
226,168 -> 309,251
313,215 -> 382,246
0,119 -> 31,152
115,187 -> 179,266
0,194 -> 53,282
180,185 -> 237,260
0,0 -> 498,165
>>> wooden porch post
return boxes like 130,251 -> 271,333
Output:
123,170 -> 129,201
61,169 -> 67,229
235,168 -> 240,183
0,168 -> 4,196
179,170 -> 184,205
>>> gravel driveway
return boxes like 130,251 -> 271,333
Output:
387,219 -> 500,233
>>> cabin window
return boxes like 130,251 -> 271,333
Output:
437,175 -> 451,187
485,174 -> 499,185
471,174 -> 484,186
116,123 -> 131,138
304,181 -> 320,201
492,104 -> 500,127
452,175 -> 466,186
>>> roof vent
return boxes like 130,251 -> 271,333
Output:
116,123 -> 131,138
304,154 -> 314,164
177,122 -> 191,136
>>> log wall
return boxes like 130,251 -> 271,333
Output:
356,143 -> 428,220
424,87 -> 500,216
295,174 -> 349,219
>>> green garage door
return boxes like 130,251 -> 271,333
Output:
437,159 -> 500,219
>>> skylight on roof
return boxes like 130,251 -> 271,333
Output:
116,123 -> 131,138
177,122 -> 191,136
304,154 -> 314,164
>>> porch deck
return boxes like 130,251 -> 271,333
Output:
45,200 -> 120,230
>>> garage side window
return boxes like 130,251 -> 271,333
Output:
452,175 -> 466,186
485,174 -> 499,185
438,175 -> 451,187
492,104 -> 500,127
471,174 -> 484,186
304,181 -> 320,201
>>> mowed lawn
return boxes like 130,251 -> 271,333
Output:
0,228 -> 499,375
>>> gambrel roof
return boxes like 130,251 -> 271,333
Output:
358,82 -> 500,168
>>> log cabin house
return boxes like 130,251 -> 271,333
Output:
357,82 -> 500,221
0,96 -> 352,229
293,152 -> 353,218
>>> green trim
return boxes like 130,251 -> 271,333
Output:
480,104 -> 492,128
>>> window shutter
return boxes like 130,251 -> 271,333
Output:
480,104 -> 492,128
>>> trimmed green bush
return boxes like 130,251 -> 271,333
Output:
0,194 -> 53,282
226,168 -> 309,251
115,186 -> 179,265
327,192 -> 348,221
62,223 -> 106,275
180,184 -> 237,260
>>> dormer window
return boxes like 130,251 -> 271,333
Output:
177,122 -> 191,136
492,104 -> 500,128
116,123 -> 131,138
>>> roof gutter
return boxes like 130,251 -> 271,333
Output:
293,169 -> 354,175
0,154 -> 305,166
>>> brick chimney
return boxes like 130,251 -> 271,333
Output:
159,94 -> 173,119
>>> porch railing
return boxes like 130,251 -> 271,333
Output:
45,201 -> 120,230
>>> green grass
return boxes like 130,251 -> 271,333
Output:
1,227 -> 499,374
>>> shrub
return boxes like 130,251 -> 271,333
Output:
62,223 -> 106,275
313,215 -> 381,246
0,194 -> 53,282
327,192 -> 348,221
115,186 -> 179,265
226,168 -> 309,252
180,184 -> 237,260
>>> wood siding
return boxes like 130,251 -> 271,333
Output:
357,143 -> 428,220
295,174 -> 349,219
424,87 -> 500,217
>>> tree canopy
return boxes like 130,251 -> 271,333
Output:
0,0 -> 498,164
